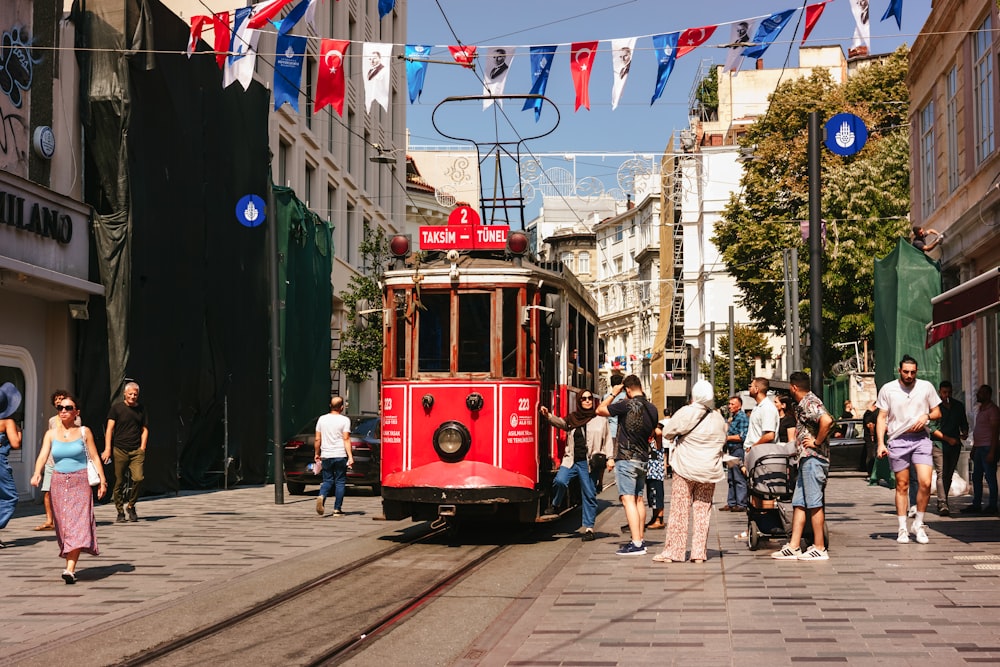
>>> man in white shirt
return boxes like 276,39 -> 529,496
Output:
876,355 -> 941,544
314,396 -> 353,517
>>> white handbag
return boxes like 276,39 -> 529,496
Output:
86,459 -> 101,486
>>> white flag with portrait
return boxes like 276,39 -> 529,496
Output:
723,19 -> 757,73
363,42 -> 392,112
610,37 -> 636,111
849,0 -> 871,50
483,46 -> 514,109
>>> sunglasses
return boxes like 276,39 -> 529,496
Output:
57,405 -> 77,411
580,395 -> 594,401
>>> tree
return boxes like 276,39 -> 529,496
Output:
698,325 -> 772,404
334,222 -> 390,384
713,46 -> 911,375
694,66 -> 719,120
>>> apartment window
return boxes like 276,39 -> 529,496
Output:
973,15 -> 995,165
327,109 -> 335,154
326,184 -> 336,224
363,131 -> 371,192
919,100 -> 935,216
347,110 -> 355,176
560,251 -> 574,271
305,56 -> 315,130
346,202 -> 356,266
304,163 -> 315,206
614,225 -> 623,242
578,252 -> 590,275
946,66 -> 959,193
629,223 -> 636,237
613,257 -> 622,273
347,16 -> 356,79
277,140 -> 290,187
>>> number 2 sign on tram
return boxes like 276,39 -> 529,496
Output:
420,205 -> 509,250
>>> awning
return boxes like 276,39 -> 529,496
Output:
926,266 -> 1000,347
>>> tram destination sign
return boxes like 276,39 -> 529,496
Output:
419,222 -> 510,250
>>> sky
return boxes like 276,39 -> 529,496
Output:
403,0 -> 933,211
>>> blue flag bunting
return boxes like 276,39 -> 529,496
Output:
379,0 -> 395,19
405,45 -> 432,103
881,0 -> 903,29
522,45 -> 558,121
274,34 -> 306,111
743,9 -> 796,59
276,0 -> 310,37
650,33 -> 679,105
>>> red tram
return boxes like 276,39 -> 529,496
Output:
379,221 -> 599,523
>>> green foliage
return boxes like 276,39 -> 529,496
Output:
334,222 -> 390,385
694,66 -> 719,119
698,325 -> 772,404
713,46 -> 912,375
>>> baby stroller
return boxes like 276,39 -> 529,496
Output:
745,450 -> 796,551
745,445 -> 829,551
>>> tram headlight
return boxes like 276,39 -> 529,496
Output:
433,420 -> 472,462
507,231 -> 529,256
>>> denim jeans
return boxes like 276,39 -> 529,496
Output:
552,460 -> 597,529
319,457 -> 349,510
971,446 -> 998,510
727,446 -> 748,507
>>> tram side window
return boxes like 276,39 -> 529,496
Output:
502,288 -> 519,377
393,292 -> 406,378
418,293 -> 451,372
458,293 -> 491,373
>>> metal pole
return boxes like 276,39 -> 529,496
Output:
267,183 -> 284,504
223,394 -> 229,490
790,248 -> 801,371
783,249 -> 793,379
709,322 -> 716,394
728,306 -> 735,397
808,111 -> 824,396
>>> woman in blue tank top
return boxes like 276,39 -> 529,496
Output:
31,394 -> 106,583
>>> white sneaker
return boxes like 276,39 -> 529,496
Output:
771,544 -> 802,560
914,525 -> 929,544
907,506 -> 917,519
896,527 -> 910,543
797,546 -> 829,561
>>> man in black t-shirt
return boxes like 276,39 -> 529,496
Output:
598,374 -> 661,555
102,382 -> 149,523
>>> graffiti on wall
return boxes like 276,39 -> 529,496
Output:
0,25 -> 40,174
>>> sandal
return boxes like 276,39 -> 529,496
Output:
652,553 -> 675,562
34,524 -> 55,531
645,521 -> 666,530
690,558 -> 705,564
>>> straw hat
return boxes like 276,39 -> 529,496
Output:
0,382 -> 22,420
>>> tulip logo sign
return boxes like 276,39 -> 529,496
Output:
824,113 -> 868,157
236,194 -> 266,228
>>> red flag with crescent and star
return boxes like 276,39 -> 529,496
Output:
570,41 -> 598,111
449,45 -> 477,68
316,39 -> 350,115
247,0 -> 297,29
802,1 -> 831,44
212,12 -> 229,69
675,25 -> 717,58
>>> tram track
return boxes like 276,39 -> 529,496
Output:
115,525 -> 520,666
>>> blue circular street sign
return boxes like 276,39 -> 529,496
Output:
824,113 -> 868,156
236,194 -> 266,227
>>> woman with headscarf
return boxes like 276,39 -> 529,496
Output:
654,380 -> 727,563
540,390 -> 613,541
0,382 -> 23,548
31,393 -> 106,583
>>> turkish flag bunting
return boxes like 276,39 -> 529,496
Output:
212,12 -> 229,69
570,41 -> 598,111
316,39 -> 350,115
802,1 -> 830,44
675,25 -> 717,58
187,16 -> 210,58
247,0 -> 297,29
449,45 -> 477,68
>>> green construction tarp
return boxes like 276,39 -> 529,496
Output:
274,186 -> 334,441
873,239 -> 942,389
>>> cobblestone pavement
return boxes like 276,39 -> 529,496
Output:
1,474 -> 999,666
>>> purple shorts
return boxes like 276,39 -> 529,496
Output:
887,433 -> 933,473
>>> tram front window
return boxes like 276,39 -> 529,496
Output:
458,293 -> 491,373
418,293 -> 451,372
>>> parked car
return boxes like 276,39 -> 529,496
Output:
828,418 -> 868,472
283,414 -> 381,495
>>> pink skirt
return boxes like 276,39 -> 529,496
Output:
51,469 -> 100,558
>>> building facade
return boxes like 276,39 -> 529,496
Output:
910,0 -> 1000,400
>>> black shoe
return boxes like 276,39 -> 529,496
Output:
620,524 -> 630,534
938,505 -> 950,517
542,506 -> 558,517
127,507 -> 138,522
581,529 -> 596,541
116,512 -> 127,523
961,505 -> 983,514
